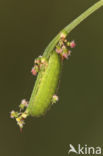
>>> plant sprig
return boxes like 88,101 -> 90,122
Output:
10,0 -> 103,130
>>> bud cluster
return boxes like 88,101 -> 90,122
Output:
10,99 -> 28,130
31,56 -> 48,76
56,32 -> 76,60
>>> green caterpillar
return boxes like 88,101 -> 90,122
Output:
10,0 -> 103,130
27,51 -> 62,117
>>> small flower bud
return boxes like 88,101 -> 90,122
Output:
62,45 -> 66,50
21,112 -> 28,119
41,57 -> 47,64
31,68 -> 37,76
67,42 -> 70,46
60,31 -> 67,40
16,117 -> 25,129
64,39 -> 67,43
19,99 -> 28,110
59,40 -> 64,46
34,58 -> 40,65
34,55 -> 42,64
62,53 -> 68,59
56,47 -> 62,54
31,65 -> 39,76
52,95 -> 59,104
10,110 -> 16,118
70,40 -> 76,48
10,110 -> 19,118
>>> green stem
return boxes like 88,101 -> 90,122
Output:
43,0 -> 103,57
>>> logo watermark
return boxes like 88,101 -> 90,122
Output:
68,144 -> 102,155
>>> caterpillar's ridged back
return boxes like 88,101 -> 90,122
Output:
27,51 -> 62,117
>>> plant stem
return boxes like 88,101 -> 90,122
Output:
43,0 -> 103,57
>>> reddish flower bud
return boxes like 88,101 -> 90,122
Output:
31,68 -> 37,76
70,40 -> 76,48
62,53 -> 68,59
56,48 -> 62,54
35,59 -> 40,64
31,65 -> 39,76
